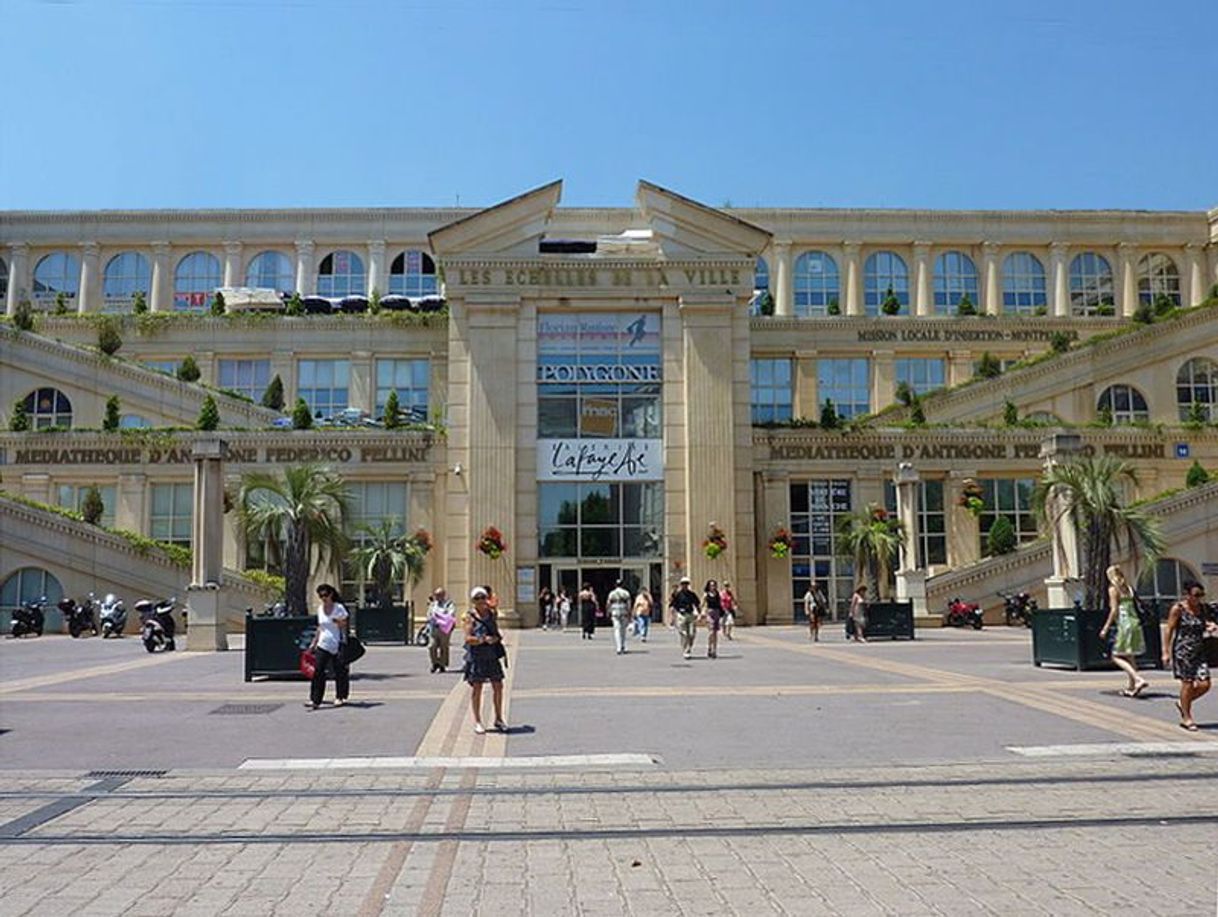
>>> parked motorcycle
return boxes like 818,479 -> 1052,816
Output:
11,597 -> 46,637
998,590 -> 1037,628
59,594 -> 100,638
99,594 -> 127,637
944,597 -> 984,629
136,596 -> 177,652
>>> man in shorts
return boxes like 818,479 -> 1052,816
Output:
669,575 -> 701,661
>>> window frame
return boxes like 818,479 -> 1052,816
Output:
793,251 -> 840,317
297,358 -> 351,419
863,251 -> 909,317
1068,252 -> 1115,317
750,358 -> 794,424
1001,252 -> 1048,314
816,358 -> 870,419
317,250 -> 366,298
33,251 -> 81,306
245,250 -> 295,294
23,387 -> 73,429
933,251 -> 979,315
1176,358 -> 1218,422
1137,252 -> 1181,307
103,251 -> 151,312
1097,384 -> 1150,424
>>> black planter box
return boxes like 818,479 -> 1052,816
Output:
1031,607 -> 1163,671
861,601 -> 915,640
244,613 -> 316,681
354,604 -> 412,645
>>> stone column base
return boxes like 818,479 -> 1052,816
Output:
896,569 -> 929,618
185,586 -> 228,651
1044,576 -> 1080,610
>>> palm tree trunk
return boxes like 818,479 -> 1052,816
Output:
286,525 -> 310,616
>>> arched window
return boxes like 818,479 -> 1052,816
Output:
933,251 -> 979,314
23,387 -> 73,429
1137,252 -> 1181,308
749,257 -> 771,316
864,251 -> 909,316
317,250 -> 365,297
173,251 -> 221,312
388,250 -> 438,297
245,250 -> 294,294
1176,357 -> 1218,421
1097,384 -> 1149,424
0,257 -> 8,301
33,252 -> 80,306
1002,252 -> 1047,314
1137,558 -> 1200,609
103,252 -> 151,311
793,251 -> 840,317
1069,252 -> 1114,316
1,568 -> 63,617
119,414 -> 151,429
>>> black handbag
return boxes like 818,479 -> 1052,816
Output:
342,635 -> 366,665
1131,593 -> 1158,628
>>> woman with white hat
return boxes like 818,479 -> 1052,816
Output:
462,586 -> 507,734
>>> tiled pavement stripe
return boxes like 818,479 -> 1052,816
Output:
1008,741 -> 1218,757
240,754 -> 657,770
417,768 -> 479,917
0,775 -> 129,838
0,651 -> 190,694
355,767 -> 445,917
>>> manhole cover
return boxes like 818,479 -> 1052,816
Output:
85,770 -> 168,778
210,703 -> 284,716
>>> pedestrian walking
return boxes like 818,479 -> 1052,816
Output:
426,587 -> 456,673
557,587 -> 572,631
849,584 -> 868,643
579,583 -> 599,640
305,584 -> 350,710
670,576 -> 701,660
632,588 -> 654,642
1099,565 -> 1149,697
703,580 -> 724,658
608,579 -> 633,655
805,581 -> 828,642
463,586 -> 507,734
721,581 -> 737,640
1163,580 -> 1217,731
538,586 -> 555,630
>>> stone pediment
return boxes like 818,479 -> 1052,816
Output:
429,180 -> 563,257
636,181 -> 772,259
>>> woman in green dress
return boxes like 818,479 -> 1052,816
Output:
1099,565 -> 1149,698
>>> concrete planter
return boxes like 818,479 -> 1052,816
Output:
243,612 -> 315,681
1031,607 -> 1163,671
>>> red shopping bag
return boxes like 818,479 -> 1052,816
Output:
300,649 -> 317,680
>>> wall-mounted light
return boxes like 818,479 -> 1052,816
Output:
453,463 -> 463,476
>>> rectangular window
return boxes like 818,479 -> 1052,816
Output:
894,358 -> 946,396
217,359 -> 270,402
789,480 -> 853,621
56,484 -> 116,528
297,359 -> 350,420
538,481 -> 663,560
817,358 -> 870,419
340,482 -> 410,606
149,483 -> 192,547
978,478 -> 1038,554
141,359 -> 179,376
750,358 -> 793,424
375,358 -> 430,421
884,480 -> 947,568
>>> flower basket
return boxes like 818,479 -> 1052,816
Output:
701,523 -> 728,560
955,479 -> 985,517
409,528 -> 433,554
768,526 -> 793,559
476,526 -> 507,559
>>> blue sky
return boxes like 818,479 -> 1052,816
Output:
2,0 -> 1214,211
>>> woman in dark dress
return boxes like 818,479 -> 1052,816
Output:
579,583 -> 598,640
703,579 -> 723,659
1162,580 -> 1217,731
463,586 -> 507,734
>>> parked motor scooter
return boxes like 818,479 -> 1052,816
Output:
998,590 -> 1037,628
944,597 -> 984,629
98,594 -> 127,637
59,594 -> 100,638
136,596 -> 177,652
11,597 -> 46,637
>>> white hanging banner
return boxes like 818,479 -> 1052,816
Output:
537,439 -> 663,482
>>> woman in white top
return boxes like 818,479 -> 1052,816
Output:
306,583 -> 350,710
557,587 -> 572,631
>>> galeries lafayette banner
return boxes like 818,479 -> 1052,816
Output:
537,439 -> 663,482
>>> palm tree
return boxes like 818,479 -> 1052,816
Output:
238,464 -> 352,616
835,504 -> 905,598
352,518 -> 426,609
1033,454 -> 1165,610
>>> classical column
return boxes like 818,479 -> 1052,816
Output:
1040,433 -> 1084,608
982,241 -> 1002,316
871,349 -> 895,411
1209,244 -> 1218,295
20,473 -> 52,504
408,474 -> 436,615
1050,242 -> 1070,317
114,473 -> 146,533
270,350 -> 295,407
149,242 -> 172,312
294,240 -> 315,296
186,439 -> 228,651
6,242 -> 29,315
759,471 -> 792,625
1184,243 -> 1206,306
794,350 -> 818,419
367,240 -> 386,299
912,242 -> 932,317
842,242 -> 863,316
349,350 -> 373,413
893,462 -> 929,619
948,350 -> 973,388
771,242 -> 793,317
946,469 -> 981,570
1117,242 -> 1138,318
222,241 -> 243,289
77,242 -> 101,313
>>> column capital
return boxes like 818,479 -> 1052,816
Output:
151,241 -> 172,257
841,240 -> 863,255
771,240 -> 792,254
79,241 -> 100,258
981,240 -> 1001,257
1184,241 -> 1205,254
8,241 -> 29,257
1048,241 -> 1070,258
367,239 -> 387,255
223,240 -> 243,255
294,239 -> 315,254
893,461 -> 920,485
911,241 -> 933,258
1116,241 -> 1139,257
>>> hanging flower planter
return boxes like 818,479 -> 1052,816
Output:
702,522 -> 728,560
409,528 -> 433,554
768,526 -> 793,559
476,525 -> 507,559
955,478 -> 986,518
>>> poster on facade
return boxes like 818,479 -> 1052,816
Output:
579,398 -> 618,436
538,312 -> 660,355
537,439 -> 663,481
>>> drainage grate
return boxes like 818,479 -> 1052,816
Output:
84,770 -> 168,779
1124,751 -> 1199,759
210,704 -> 284,716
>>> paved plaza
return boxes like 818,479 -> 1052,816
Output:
2,622 -> 1218,915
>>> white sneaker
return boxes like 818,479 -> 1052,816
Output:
683,651 -> 691,660
473,723 -> 486,735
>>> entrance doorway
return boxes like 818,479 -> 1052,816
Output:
546,563 -> 663,627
